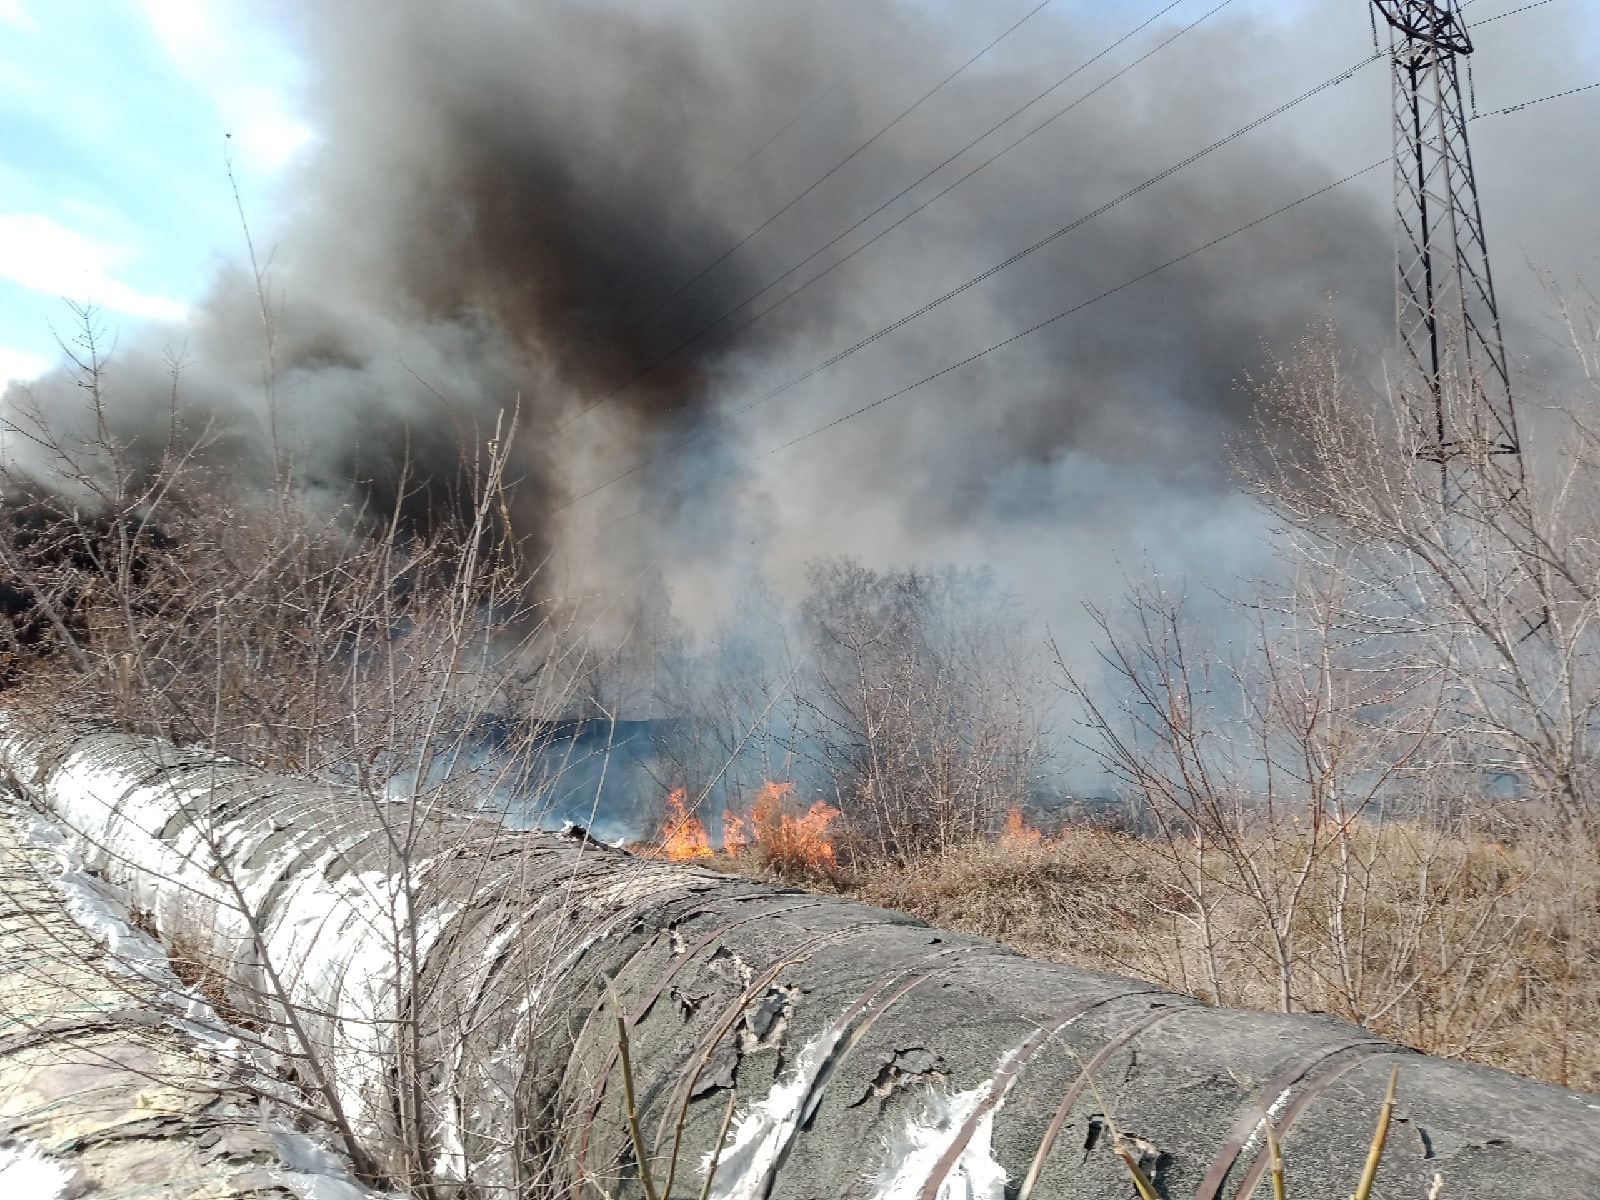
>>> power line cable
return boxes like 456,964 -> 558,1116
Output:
1460,0 -> 1583,119
686,15 -> 922,212
594,159 -> 1386,532
1469,0 -> 1563,23
560,46 -> 1387,510
1471,78 -> 1600,116
581,5 -> 1573,527
761,160 -> 1388,457
557,0 -> 1212,434
757,73 -> 1592,457
616,0 -> 1060,346
1419,0 -> 1567,110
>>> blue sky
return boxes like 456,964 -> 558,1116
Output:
0,0 -> 307,384
1,0 -> 1596,391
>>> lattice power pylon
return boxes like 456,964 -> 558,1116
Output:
1372,0 -> 1523,493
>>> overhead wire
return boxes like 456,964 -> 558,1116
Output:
1468,0 -> 1563,23
1372,0 -> 1575,116
685,14 -> 922,213
592,159 -> 1386,532
612,0 -> 1060,349
760,161 -> 1388,458
1471,78 -> 1599,115
761,44 -> 1599,459
570,0 -> 1573,528
557,0 -> 1215,434
560,44 -> 1390,510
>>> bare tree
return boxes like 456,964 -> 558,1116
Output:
643,577 -> 807,835
1053,308 -> 1600,1050
1244,315 -> 1600,826
798,560 -> 1045,863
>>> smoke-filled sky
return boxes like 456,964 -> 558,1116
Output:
1,0 -> 1597,646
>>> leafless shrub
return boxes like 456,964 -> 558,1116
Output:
797,559 -> 1045,863
1243,315 -> 1600,827
642,562 -> 1046,869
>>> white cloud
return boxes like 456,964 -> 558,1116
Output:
0,0 -> 36,32
227,93 -> 316,173
0,212 -> 187,322
0,344 -> 50,386
130,0 -> 221,69
128,0 -> 314,172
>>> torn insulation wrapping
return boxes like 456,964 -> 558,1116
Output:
0,796 -> 387,1199
4,725 -> 1600,1199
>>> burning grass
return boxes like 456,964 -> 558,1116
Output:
640,780 -> 842,878
650,787 -> 715,861
723,781 -> 841,874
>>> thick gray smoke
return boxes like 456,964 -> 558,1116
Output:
4,0 -> 1594,635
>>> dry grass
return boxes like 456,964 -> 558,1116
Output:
716,819 -> 1600,1091
165,931 -> 267,1033
844,827 -> 1164,974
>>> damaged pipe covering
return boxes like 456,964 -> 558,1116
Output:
4,725 -> 1599,1200
0,803 -> 388,1199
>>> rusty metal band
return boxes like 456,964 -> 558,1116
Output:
1015,1002 -> 1194,1200
924,991 -> 1176,1200
451,872 -> 692,1062
796,943 -> 992,1129
573,896 -> 826,1069
651,921 -> 880,1154
1228,1050 -> 1405,1199
698,945 -> 999,1199
670,954 -> 954,1200
573,898 -> 826,1163
1191,1037 -> 1394,1200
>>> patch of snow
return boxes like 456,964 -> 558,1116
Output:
277,1176 -> 378,1200
1237,1086 -> 1294,1165
1,784 -> 388,1199
22,812 -> 149,968
18,803 -> 248,1060
29,809 -> 259,1068
159,987 -> 246,1061
22,815 -> 68,852
0,1139 -> 78,1198
270,1128 -> 387,1200
0,729 -> 529,1193
53,868 -> 173,981
872,1034 -> 1056,1200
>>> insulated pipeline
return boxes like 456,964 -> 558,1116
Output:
3,726 -> 1597,1199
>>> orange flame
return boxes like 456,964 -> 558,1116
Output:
722,781 -> 839,871
655,787 -> 713,861
722,810 -> 749,854
1002,804 -> 1043,846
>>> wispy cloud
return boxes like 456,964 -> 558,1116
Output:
0,212 -> 187,322
0,344 -> 49,386
128,0 -> 313,171
0,0 -> 37,32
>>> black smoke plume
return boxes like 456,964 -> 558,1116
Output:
4,0 -> 1592,625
